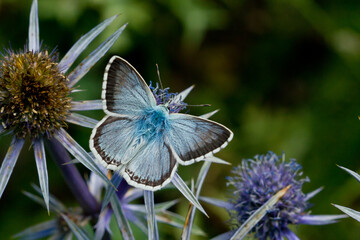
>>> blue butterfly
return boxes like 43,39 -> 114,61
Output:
90,56 -> 233,191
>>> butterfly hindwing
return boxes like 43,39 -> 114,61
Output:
167,113 -> 233,165
90,115 -> 142,170
122,137 -> 179,191
102,56 -> 156,116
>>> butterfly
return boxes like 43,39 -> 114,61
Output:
90,56 -> 233,191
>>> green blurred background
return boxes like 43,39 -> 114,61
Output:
0,0 -> 360,239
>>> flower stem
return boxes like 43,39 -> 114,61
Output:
116,178 -> 132,200
47,138 -> 100,216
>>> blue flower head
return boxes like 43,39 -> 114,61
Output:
149,82 -> 187,113
227,152 -> 316,240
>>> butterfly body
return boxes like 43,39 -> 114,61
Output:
136,105 -> 169,140
90,56 -> 233,191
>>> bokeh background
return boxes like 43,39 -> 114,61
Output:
0,0 -> 360,239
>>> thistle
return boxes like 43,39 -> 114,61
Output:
0,0 -> 126,213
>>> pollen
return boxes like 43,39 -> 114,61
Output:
0,50 -> 71,138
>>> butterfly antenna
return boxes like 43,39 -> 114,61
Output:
186,104 -> 211,107
156,63 -> 167,104
156,63 -> 164,91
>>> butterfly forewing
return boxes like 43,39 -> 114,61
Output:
167,113 -> 233,165
102,56 -> 156,116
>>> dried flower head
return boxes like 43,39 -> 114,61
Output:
0,0 -> 126,213
0,50 -> 71,138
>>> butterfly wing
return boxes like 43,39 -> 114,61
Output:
90,115 -> 144,170
102,56 -> 156,117
167,113 -> 233,165
90,115 -> 179,190
122,137 -> 179,191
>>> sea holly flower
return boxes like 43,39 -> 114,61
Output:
149,82 -> 189,113
201,152 -> 345,240
0,0 -> 126,212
